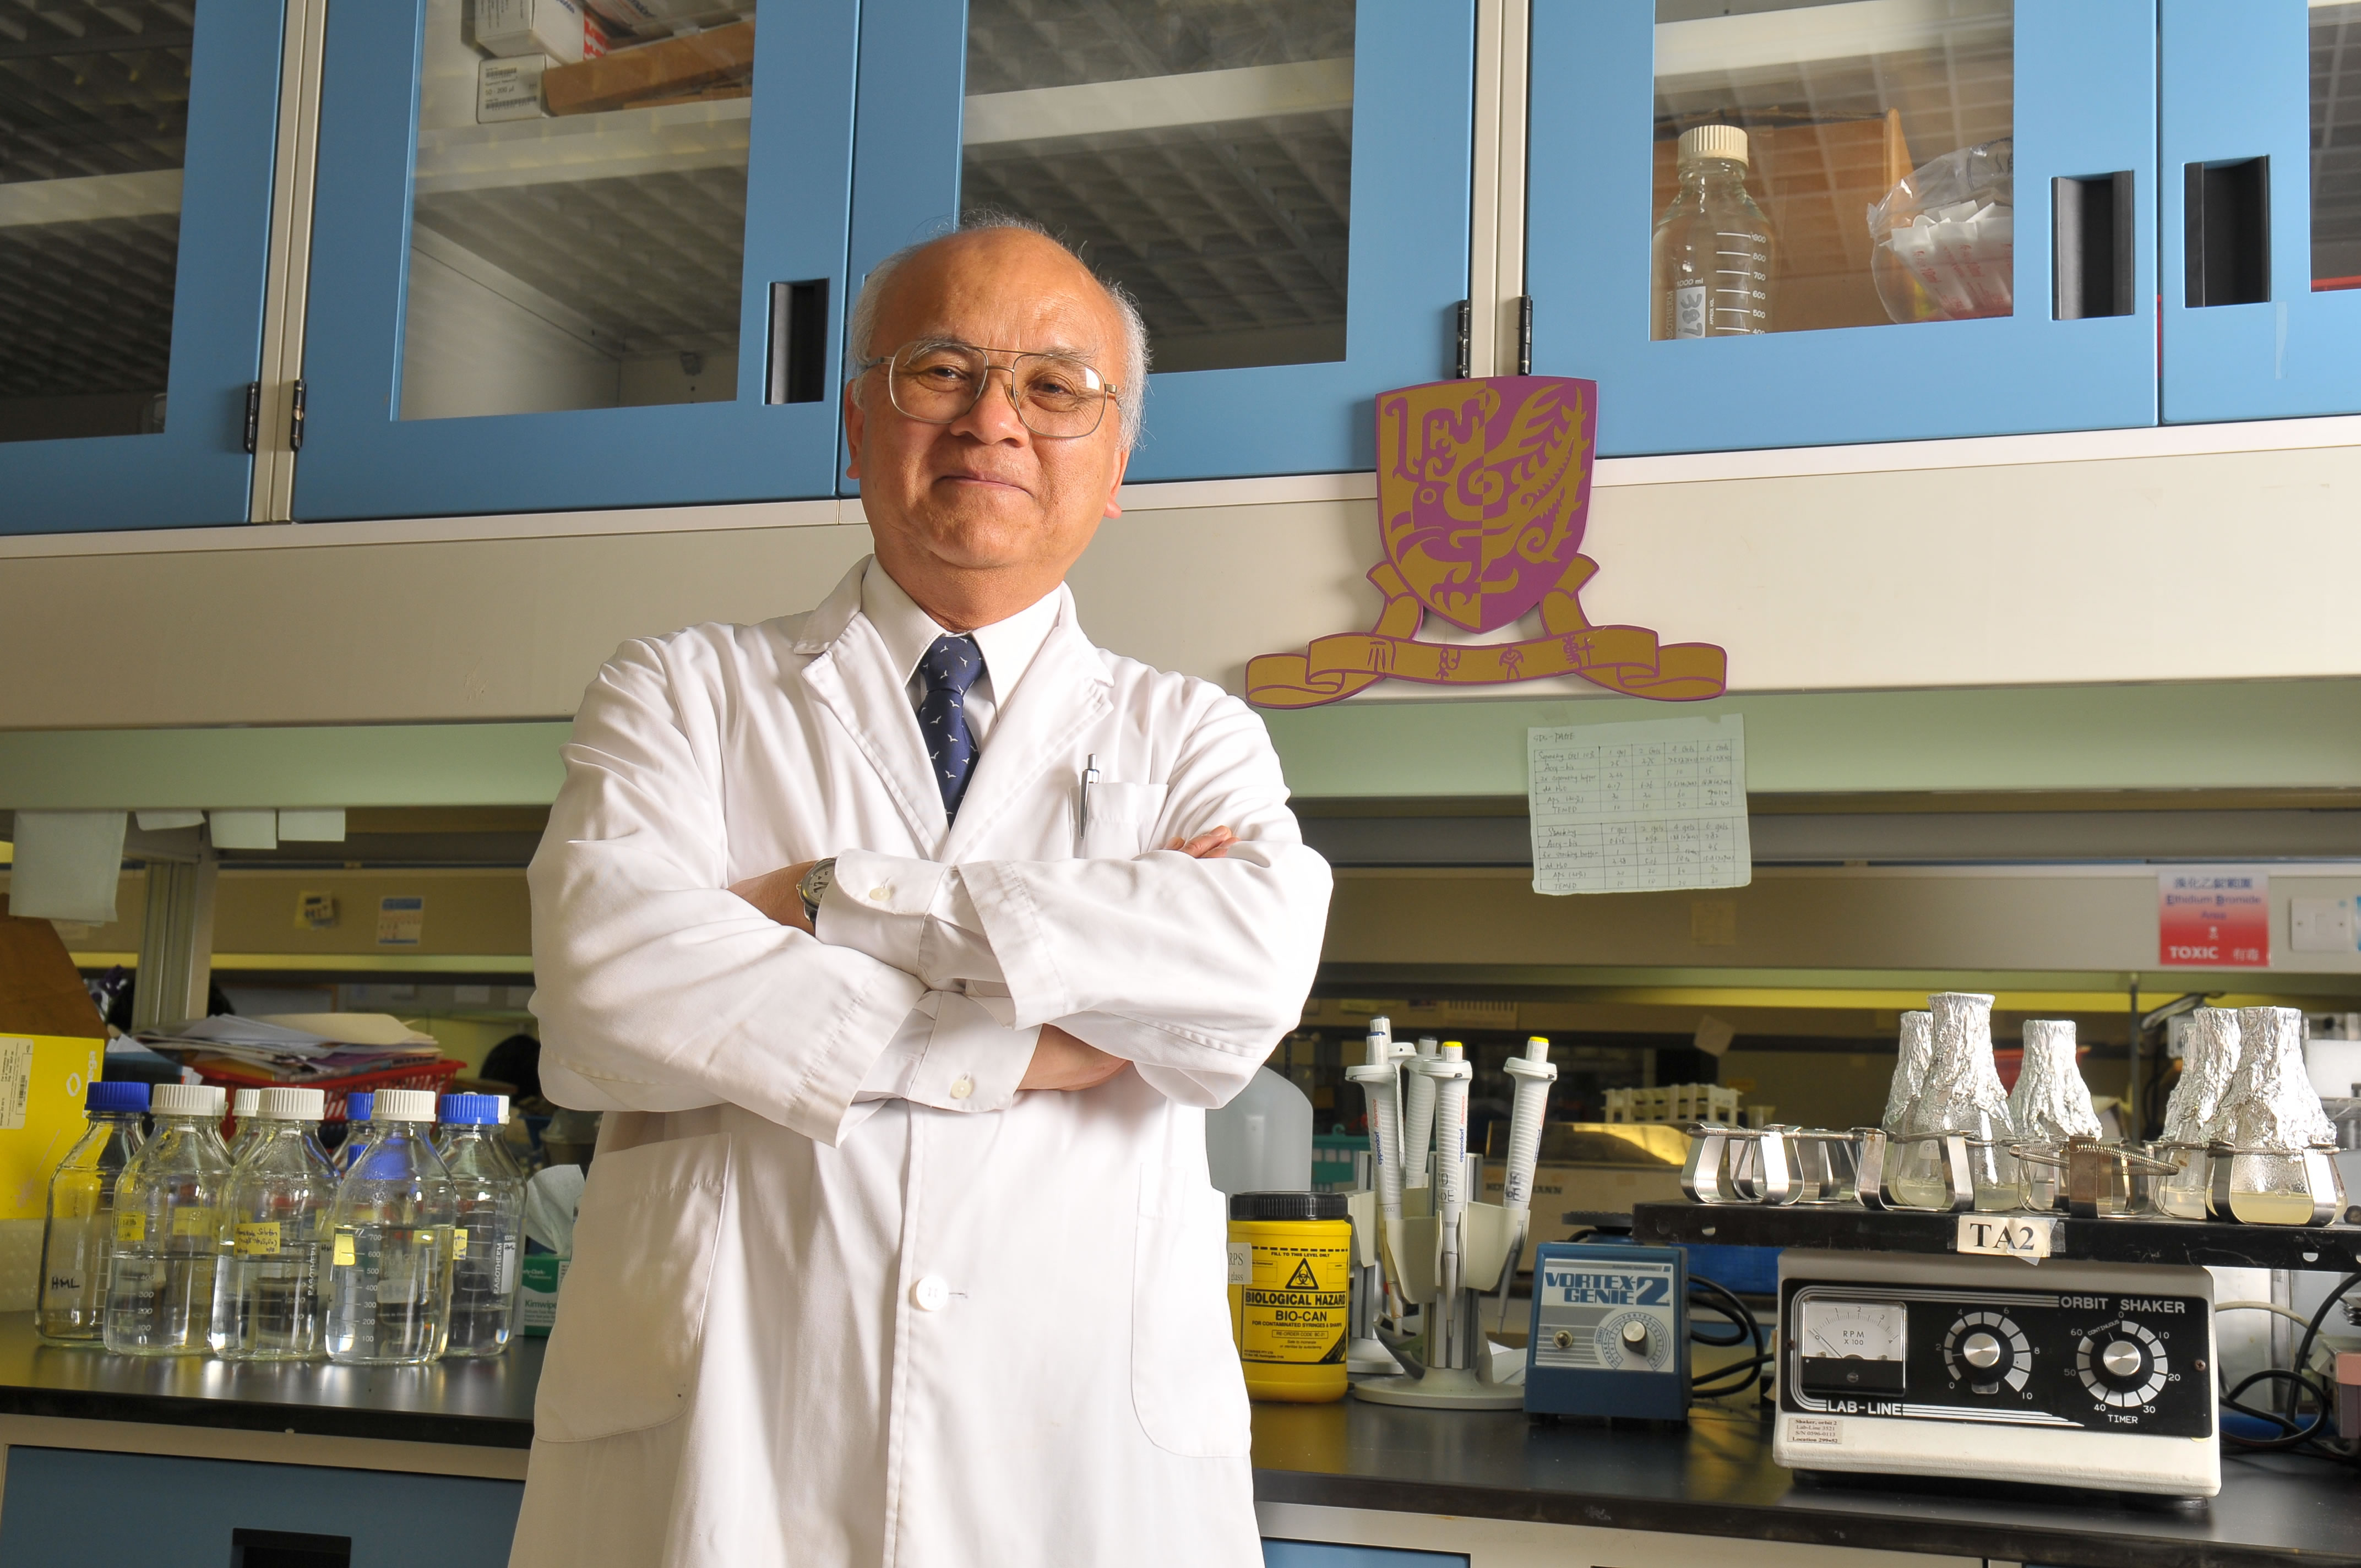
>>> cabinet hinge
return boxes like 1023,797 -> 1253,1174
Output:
288,377 -> 307,453
242,382 -> 261,455
1454,299 -> 1471,380
1516,296 -> 1534,376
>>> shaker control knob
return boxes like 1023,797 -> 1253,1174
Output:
1621,1320 -> 1650,1352
1960,1330 -> 2004,1371
2100,1339 -> 2144,1382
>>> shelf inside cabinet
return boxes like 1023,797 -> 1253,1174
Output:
411,99 -> 752,198
1626,1200 -> 2361,1273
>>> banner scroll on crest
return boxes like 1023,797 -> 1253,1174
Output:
1246,377 -> 1728,709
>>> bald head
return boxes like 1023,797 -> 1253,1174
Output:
850,222 -> 1148,447
842,221 -> 1139,636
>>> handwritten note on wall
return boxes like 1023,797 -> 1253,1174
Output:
1527,716 -> 1750,895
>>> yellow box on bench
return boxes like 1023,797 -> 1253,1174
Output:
0,1034 -> 106,1220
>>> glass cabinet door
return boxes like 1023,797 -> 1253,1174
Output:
1527,1 -> 2159,456
1,2 -> 285,533
847,0 -> 1474,483
2159,0 -> 2361,423
296,0 -> 856,520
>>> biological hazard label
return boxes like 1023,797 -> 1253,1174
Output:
1232,1235 -> 1352,1365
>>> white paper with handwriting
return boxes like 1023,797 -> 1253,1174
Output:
1527,716 -> 1750,895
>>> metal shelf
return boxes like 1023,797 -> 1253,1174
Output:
1627,1200 -> 2361,1273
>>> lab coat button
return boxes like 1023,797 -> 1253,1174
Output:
949,1075 -> 975,1101
912,1275 -> 950,1311
869,886 -> 890,901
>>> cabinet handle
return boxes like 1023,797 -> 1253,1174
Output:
243,382 -> 261,455
2184,157 -> 2270,307
1516,296 -> 1533,376
767,279 -> 830,404
2052,172 -> 2135,319
1454,299 -> 1470,380
288,377 -> 306,453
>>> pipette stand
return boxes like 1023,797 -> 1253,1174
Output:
1352,1185 -> 1524,1410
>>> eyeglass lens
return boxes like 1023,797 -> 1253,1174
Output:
888,343 -> 1109,437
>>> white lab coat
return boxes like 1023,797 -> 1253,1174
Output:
510,560 -> 1332,1568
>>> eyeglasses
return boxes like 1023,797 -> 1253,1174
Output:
862,339 -> 1119,439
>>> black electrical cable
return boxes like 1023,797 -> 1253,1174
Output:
1687,1273 -> 1767,1399
2281,1268 -> 2361,1424
2222,1368 -> 2340,1453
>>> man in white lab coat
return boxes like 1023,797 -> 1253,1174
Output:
510,222 -> 1333,1568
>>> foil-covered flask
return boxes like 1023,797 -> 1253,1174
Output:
1894,992 -> 2021,1211
1879,1011 -> 1932,1133
2008,1020 -> 2101,1212
2217,1007 -> 2341,1225
2155,1007 -> 2240,1218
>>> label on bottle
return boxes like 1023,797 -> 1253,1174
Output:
333,1230 -> 357,1267
494,1241 -> 516,1295
171,1207 -> 216,1240
115,1211 -> 145,1244
234,1221 -> 281,1256
0,1037 -> 30,1131
1672,282 -> 1707,339
453,1227 -> 469,1259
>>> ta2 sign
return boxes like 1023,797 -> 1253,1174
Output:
1955,1214 -> 2057,1260
2158,869 -> 2269,968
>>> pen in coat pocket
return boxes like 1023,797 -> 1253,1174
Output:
1077,752 -> 1099,854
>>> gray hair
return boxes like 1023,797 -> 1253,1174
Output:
847,211 -> 1150,449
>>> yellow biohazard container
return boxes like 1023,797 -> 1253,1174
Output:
1226,1191 -> 1352,1403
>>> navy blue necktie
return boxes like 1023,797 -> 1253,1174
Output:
918,634 -> 987,820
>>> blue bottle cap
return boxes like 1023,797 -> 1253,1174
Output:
345,1091 -> 376,1121
439,1092 -> 506,1125
85,1080 -> 150,1114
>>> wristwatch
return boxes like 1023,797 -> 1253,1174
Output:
796,857 -> 837,925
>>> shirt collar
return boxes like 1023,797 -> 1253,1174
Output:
859,558 -> 1065,699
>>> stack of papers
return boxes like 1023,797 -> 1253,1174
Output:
140,1013 -> 443,1082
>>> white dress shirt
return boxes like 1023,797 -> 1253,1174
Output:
835,559 -> 1064,1108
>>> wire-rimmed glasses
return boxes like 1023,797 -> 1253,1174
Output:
863,339 -> 1119,438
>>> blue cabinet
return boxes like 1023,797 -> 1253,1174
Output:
1264,1543 -> 1467,1567
0,3 -> 286,535
0,1447 -> 521,1567
848,0 -> 1475,484
1526,0 -> 2161,456
2159,1 -> 2361,423
293,0 -> 857,520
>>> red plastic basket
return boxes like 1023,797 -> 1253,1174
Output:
191,1057 -> 466,1122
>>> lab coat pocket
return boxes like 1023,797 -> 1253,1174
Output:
1130,1169 -> 1252,1457
535,1131 -> 731,1444
1082,780 -> 1169,858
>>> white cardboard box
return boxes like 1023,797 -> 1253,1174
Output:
469,0 -> 586,63
478,55 -> 549,123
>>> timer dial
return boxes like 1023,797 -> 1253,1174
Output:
1941,1310 -> 2030,1393
2076,1319 -> 2170,1408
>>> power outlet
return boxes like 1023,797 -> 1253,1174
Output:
2289,896 -> 2359,954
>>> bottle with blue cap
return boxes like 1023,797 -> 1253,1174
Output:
438,1093 -> 525,1358
335,1091 -> 377,1172
211,1086 -> 339,1360
36,1080 -> 150,1343
104,1083 -> 232,1355
325,1088 -> 457,1364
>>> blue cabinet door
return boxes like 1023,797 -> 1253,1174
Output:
294,0 -> 856,521
2159,1 -> 2361,423
847,0 -> 1474,484
0,2 -> 285,535
1264,1543 -> 1467,1567
0,1447 -> 521,1567
1527,0 -> 2160,456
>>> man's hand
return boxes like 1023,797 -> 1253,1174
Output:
1169,825 -> 1237,859
730,861 -> 817,933
1020,1024 -> 1130,1091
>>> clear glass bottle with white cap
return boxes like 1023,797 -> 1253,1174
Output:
226,1087 -> 264,1164
103,1083 -> 232,1355
1651,123 -> 1774,339
211,1086 -> 339,1360
325,1088 -> 457,1364
36,1080 -> 150,1343
438,1093 -> 525,1358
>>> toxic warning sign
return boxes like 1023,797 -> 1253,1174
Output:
1285,1257 -> 1320,1291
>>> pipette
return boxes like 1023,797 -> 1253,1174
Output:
1422,1041 -> 1473,1370
1497,1035 -> 1557,1331
1344,1016 -> 1406,1317
1401,1037 -> 1440,1189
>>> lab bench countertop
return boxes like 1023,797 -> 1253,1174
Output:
0,1314 -> 2354,1567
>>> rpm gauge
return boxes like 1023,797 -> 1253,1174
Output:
1798,1298 -> 1908,1362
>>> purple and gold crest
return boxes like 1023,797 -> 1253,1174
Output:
1248,375 -> 1728,707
